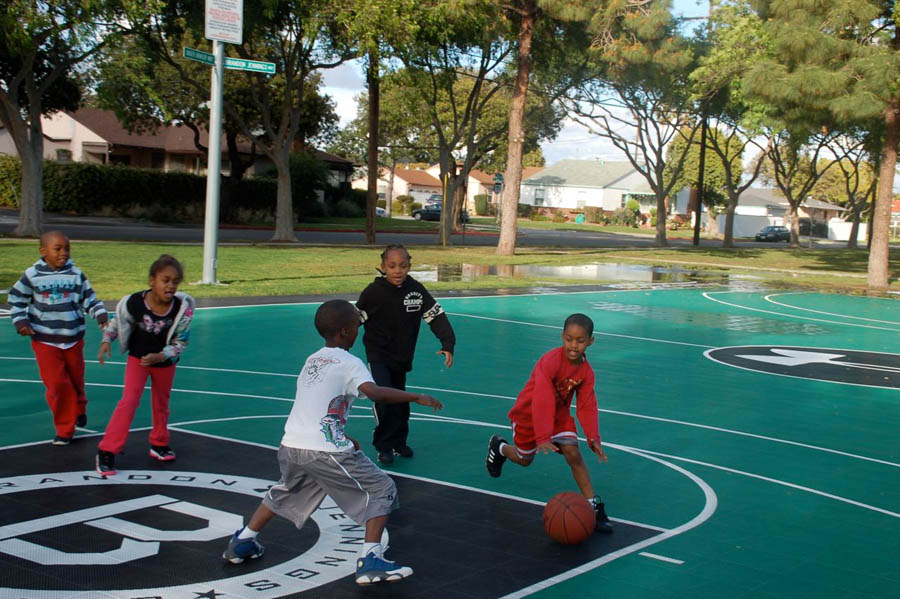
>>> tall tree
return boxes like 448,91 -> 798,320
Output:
664,125 -> 731,235
565,0 -> 699,246
127,0 -> 355,241
756,128 -> 837,246
0,0 -> 124,236
495,0 -> 595,255
745,0 -> 900,289
689,0 -> 772,247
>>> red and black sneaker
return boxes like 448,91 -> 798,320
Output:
149,445 -> 176,461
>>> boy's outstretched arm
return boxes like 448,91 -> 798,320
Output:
358,382 -> 443,412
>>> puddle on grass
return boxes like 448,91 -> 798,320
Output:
409,262 -> 743,285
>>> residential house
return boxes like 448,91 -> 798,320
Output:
0,108 -> 354,186
519,159 -> 654,215
702,187 -> 857,240
352,168 -> 443,204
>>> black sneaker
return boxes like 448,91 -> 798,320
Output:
393,445 -> 414,458
51,436 -> 72,446
76,414 -> 87,428
96,451 -> 117,475
377,450 -> 394,465
592,496 -> 614,534
486,435 -> 507,478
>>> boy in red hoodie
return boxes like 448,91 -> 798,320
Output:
485,313 -> 613,534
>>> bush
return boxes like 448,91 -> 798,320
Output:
391,200 -> 405,215
0,155 -> 21,207
410,201 -> 422,211
330,199 -> 363,218
530,213 -> 550,221
584,206 -> 601,223
517,204 -> 534,218
474,194 -> 490,216
377,199 -> 386,209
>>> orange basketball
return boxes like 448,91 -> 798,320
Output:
542,491 -> 595,545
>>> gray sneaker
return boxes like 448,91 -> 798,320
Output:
223,529 -> 265,564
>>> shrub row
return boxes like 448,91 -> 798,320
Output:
0,153 -> 349,224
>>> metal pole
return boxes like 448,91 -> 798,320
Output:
201,40 -> 225,284
441,172 -> 448,247
693,114 -> 708,246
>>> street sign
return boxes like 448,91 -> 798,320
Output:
205,0 -> 243,44
225,57 -> 276,74
493,172 -> 503,182
183,47 -> 215,66
493,183 -> 502,194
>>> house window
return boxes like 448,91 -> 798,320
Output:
534,188 -> 545,206
151,152 -> 165,170
55,149 -> 72,163
109,154 -> 131,166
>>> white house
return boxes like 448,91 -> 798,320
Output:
703,188 -> 858,240
519,159 -> 654,212
352,168 -> 443,204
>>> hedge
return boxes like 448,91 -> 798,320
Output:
0,154 -> 342,223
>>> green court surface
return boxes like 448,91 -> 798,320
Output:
2,285 -> 899,598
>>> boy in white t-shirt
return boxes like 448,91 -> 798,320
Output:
222,299 -> 443,585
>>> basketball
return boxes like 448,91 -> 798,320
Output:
542,491 -> 595,545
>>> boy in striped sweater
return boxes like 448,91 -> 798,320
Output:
9,231 -> 108,445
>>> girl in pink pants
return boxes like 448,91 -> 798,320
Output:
95,255 -> 194,475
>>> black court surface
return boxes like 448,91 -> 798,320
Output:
2,286 -> 900,598
0,431 -> 657,599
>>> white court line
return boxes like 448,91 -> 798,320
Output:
765,292 -> 900,325
634,447 -> 900,519
4,360 -> 899,470
447,312 -> 715,349
189,285 -> 700,312
639,552 -> 684,565
703,291 -> 900,332
0,377 -> 295,403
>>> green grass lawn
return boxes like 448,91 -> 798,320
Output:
2,239 -> 897,300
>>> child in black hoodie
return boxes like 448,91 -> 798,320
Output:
356,245 -> 456,465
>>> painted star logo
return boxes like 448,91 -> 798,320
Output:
705,346 -> 900,389
193,590 -> 224,598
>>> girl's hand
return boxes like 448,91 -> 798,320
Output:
17,324 -> 34,336
437,350 -> 453,368
589,439 -> 608,464
415,393 -> 443,412
140,352 -> 165,366
346,435 -> 360,451
98,342 -> 111,364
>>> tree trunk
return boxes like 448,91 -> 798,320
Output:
13,107 -> 45,237
722,191 -> 739,248
788,204 -> 800,247
385,160 -> 396,217
847,200 -> 860,250
654,194 -> 668,246
868,98 -> 898,291
497,1 -> 536,256
271,149 -> 297,241
365,51 -> 379,245
16,139 -> 43,237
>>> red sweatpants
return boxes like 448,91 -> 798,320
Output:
31,339 -> 87,438
98,355 -> 176,454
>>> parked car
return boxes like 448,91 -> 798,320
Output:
425,194 -> 443,205
411,203 -> 470,223
376,207 -> 386,217
755,225 -> 790,242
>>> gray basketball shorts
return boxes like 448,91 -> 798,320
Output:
262,445 -> 399,529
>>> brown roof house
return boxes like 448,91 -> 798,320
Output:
1,108 -> 354,186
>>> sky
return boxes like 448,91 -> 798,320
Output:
320,0 -> 710,166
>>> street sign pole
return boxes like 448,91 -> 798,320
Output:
201,40 -> 225,284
